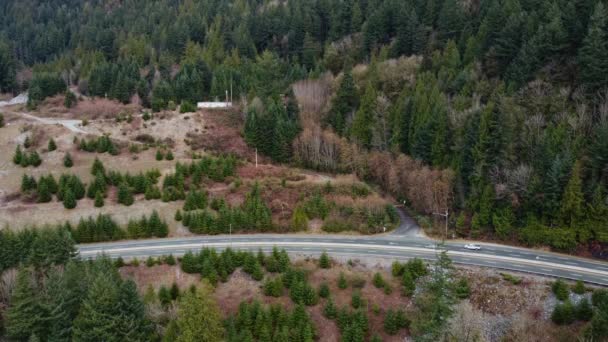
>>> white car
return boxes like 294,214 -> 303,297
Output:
464,244 -> 481,251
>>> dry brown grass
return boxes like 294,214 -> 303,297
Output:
36,96 -> 141,119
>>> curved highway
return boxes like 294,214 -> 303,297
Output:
79,233 -> 608,286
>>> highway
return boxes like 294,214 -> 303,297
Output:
78,233 -> 608,286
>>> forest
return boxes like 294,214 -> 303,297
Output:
0,0 -> 607,254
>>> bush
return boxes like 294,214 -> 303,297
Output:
401,271 -> 415,297
351,291 -> 363,309
576,298 -> 594,321
63,189 -> 77,209
48,139 -> 57,151
118,182 -> 134,206
64,90 -> 77,108
500,273 -> 522,285
453,278 -> 471,299
318,282 -> 330,298
572,280 -> 586,295
63,153 -> 73,167
175,209 -> 183,221
166,150 -> 174,160
551,301 -> 576,325
373,272 -> 385,288
156,150 -> 164,161
319,251 -> 331,269
94,191 -> 104,207
338,272 -> 348,289
384,309 -> 409,335
0,113 -> 4,127
180,100 -> 196,113
323,298 -> 337,319
592,289 -> 608,310
552,279 -> 570,301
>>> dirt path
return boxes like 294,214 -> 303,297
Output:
14,111 -> 88,134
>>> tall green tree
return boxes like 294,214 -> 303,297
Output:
175,284 -> 224,342
351,83 -> 377,148
578,2 -> 608,93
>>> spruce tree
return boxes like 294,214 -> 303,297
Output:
560,161 -> 584,228
13,145 -> 23,165
118,182 -> 134,206
319,251 -> 331,269
351,83 -> 376,148
94,191 -> 104,207
329,67 -> 357,135
91,158 -> 105,176
6,268 -> 47,341
37,179 -> 52,203
63,152 -> 73,168
73,275 -> 120,341
578,2 -> 608,94
48,139 -> 57,151
175,284 -> 224,342
63,188 -> 77,209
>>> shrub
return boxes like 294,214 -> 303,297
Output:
48,139 -> 57,151
318,282 -> 330,298
64,90 -> 77,108
0,113 -> 4,127
319,251 -> 331,269
453,278 -> 471,299
572,280 -> 586,295
576,298 -> 594,321
63,152 -> 73,167
146,256 -> 156,267
592,289 -> 608,310
323,298 -> 337,319
551,301 -> 575,325
500,273 -> 522,285
263,277 -> 284,297
94,191 -> 104,207
175,209 -> 183,221
373,272 -> 385,288
118,182 -> 134,206
338,272 -> 347,289
180,100 -> 196,113
351,291 -> 363,309
401,271 -> 415,297
552,279 -> 570,301
156,150 -> 164,161
63,189 -> 77,209
166,150 -> 174,160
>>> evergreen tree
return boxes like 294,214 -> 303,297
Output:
91,158 -> 105,176
63,188 -> 77,209
578,2 -> 608,93
351,83 -> 376,148
63,152 -> 73,168
48,139 -> 57,151
6,268 -> 47,341
319,251 -> 331,269
175,284 -> 224,342
94,191 -> 104,207
329,67 -> 357,135
118,182 -> 134,206
560,161 -> 584,228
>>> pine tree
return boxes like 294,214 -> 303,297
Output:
91,158 -> 105,176
156,150 -> 164,161
560,161 -> 584,228
72,275 -> 119,341
329,67 -> 357,135
578,2 -> 608,94
351,83 -> 376,148
319,251 -> 331,269
37,179 -> 52,203
63,188 -> 77,209
175,284 -> 224,342
6,268 -> 47,341
13,145 -> 23,165
48,139 -> 57,151
338,272 -> 348,289
63,152 -> 73,168
118,182 -> 134,206
94,191 -> 104,207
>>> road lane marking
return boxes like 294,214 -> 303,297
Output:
78,241 -> 608,278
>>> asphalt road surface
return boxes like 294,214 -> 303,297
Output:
79,233 -> 608,286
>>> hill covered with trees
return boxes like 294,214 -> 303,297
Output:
0,0 -> 607,255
